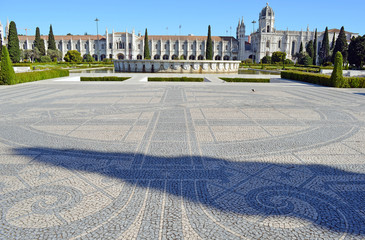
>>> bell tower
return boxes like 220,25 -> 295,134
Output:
259,3 -> 275,33
236,17 -> 246,60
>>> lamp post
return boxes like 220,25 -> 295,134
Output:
252,21 -> 256,34
95,18 -> 99,61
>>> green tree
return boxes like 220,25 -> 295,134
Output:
261,56 -> 271,64
297,52 -> 312,65
34,27 -> 46,58
331,33 -> 336,50
83,53 -> 94,62
272,51 -> 286,63
48,25 -> 57,50
143,28 -> 151,59
306,40 -> 314,59
47,49 -> 62,62
7,21 -> 21,63
313,28 -> 318,65
0,46 -> 16,85
40,55 -> 52,63
348,35 -> 365,68
331,51 -> 344,87
206,25 -> 213,60
332,26 -> 349,64
64,50 -> 82,62
299,42 -> 303,53
319,27 -> 330,64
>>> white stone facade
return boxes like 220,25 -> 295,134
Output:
1,3 -> 359,63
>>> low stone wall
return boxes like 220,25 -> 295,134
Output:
114,60 -> 240,73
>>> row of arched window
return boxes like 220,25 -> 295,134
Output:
116,54 -> 236,61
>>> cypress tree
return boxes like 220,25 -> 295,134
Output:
331,51 -> 344,87
332,26 -> 348,64
206,25 -> 213,60
313,28 -> 317,65
299,42 -> 303,53
7,21 -> 21,63
143,28 -> 150,59
48,24 -> 56,50
319,27 -> 330,64
0,46 -> 16,85
306,40 -> 314,59
331,32 -> 336,50
34,27 -> 46,57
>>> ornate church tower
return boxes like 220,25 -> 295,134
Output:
236,17 -> 246,60
259,3 -> 275,33
5,18 -> 9,39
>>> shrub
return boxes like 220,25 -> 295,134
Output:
15,69 -> 69,84
322,61 -> 333,67
281,71 -> 332,86
284,59 -> 294,65
83,54 -> 94,62
220,78 -> 270,82
64,50 -> 82,63
148,77 -> 204,82
242,59 -> 253,64
261,56 -> 272,64
272,52 -> 286,64
0,46 -> 16,85
331,51 -> 344,87
281,70 -> 365,88
40,55 -> 52,63
80,77 -> 129,81
102,58 -> 113,63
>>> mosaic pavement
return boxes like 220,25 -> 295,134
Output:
0,79 -> 365,239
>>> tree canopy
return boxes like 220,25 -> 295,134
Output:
319,27 -> 330,64
0,46 -> 16,85
206,25 -> 213,60
48,25 -> 57,50
144,28 -> 151,59
332,26 -> 349,64
64,50 -> 82,62
7,21 -> 21,63
348,35 -> 365,68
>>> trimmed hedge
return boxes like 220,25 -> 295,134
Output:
15,69 -> 69,84
281,70 -> 365,88
80,77 -> 130,81
220,78 -> 270,82
148,77 -> 204,82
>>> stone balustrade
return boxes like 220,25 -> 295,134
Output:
114,60 -> 240,73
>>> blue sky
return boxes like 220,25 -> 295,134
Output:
0,0 -> 363,37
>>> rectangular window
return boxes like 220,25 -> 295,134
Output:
226,45 -> 228,51
200,45 -> 202,50
165,44 -> 167,50
109,43 -> 112,49
138,44 -> 141,50
191,44 -> 193,50
155,44 -> 158,49
93,44 -> 95,49
128,43 -> 131,49
217,45 -> 219,50
85,44 -> 87,49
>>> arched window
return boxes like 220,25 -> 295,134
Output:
223,55 -> 230,60
189,55 -> 195,60
233,57 -> 238,60
92,54 -> 98,61
215,55 -> 221,60
266,41 -> 270,48
154,55 -> 160,60
100,54 -> 106,61
291,41 -> 296,56
180,55 -> 186,60
163,54 -> 169,60
267,25 -> 270,33
109,54 -> 113,59
137,54 -> 142,60
198,55 -> 204,60
278,40 -> 281,49
172,55 -> 178,60
117,54 -> 124,60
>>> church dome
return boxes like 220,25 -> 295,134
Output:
260,3 -> 274,18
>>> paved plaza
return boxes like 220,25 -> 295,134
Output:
0,76 -> 365,239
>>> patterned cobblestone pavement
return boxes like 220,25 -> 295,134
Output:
0,79 -> 365,239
